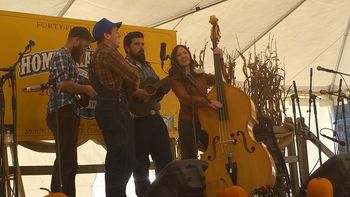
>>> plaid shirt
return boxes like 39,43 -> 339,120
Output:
90,43 -> 139,93
47,47 -> 79,113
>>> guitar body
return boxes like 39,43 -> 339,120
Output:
74,67 -> 92,108
129,76 -> 170,116
74,93 -> 89,108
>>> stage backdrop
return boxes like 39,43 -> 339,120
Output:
0,10 -> 178,141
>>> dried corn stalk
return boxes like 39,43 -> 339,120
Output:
240,37 -> 286,126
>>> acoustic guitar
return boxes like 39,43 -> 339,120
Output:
74,67 -> 91,108
129,76 -> 170,116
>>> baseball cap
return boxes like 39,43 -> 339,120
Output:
68,26 -> 95,42
93,18 -> 122,42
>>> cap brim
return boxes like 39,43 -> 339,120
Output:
113,22 -> 122,28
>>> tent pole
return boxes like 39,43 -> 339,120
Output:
329,16 -> 350,91
233,0 -> 306,60
57,0 -> 76,17
149,0 -> 228,28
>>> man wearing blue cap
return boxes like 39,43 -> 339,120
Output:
46,26 -> 97,197
90,18 -> 149,197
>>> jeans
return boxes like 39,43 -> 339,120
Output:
178,120 -> 208,159
133,114 -> 172,196
95,96 -> 135,197
46,104 -> 80,197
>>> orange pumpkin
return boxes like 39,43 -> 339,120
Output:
307,177 -> 333,197
40,187 -> 68,197
44,193 -> 68,197
217,185 -> 248,197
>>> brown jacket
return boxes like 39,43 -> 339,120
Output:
170,71 -> 215,121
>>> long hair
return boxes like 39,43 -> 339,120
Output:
169,45 -> 195,80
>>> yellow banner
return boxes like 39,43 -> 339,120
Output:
0,10 -> 178,141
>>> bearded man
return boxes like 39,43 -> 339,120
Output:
46,26 -> 97,197
123,31 -> 173,197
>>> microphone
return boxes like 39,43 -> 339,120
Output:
321,134 -> 346,146
320,90 -> 340,94
23,83 -> 50,92
29,40 -> 36,47
160,42 -> 167,61
25,39 -> 36,50
319,90 -> 347,98
160,42 -> 167,67
317,66 -> 336,73
0,67 -> 14,72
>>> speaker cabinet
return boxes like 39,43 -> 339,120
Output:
144,159 -> 207,197
299,153 -> 350,197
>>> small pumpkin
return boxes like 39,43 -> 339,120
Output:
217,185 -> 248,197
40,187 -> 68,197
307,177 -> 333,197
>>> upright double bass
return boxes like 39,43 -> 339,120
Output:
198,16 -> 276,196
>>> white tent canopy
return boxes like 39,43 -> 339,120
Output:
1,0 -> 350,90
0,1 -> 349,196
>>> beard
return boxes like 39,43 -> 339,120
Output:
71,43 -> 84,64
131,49 -> 146,62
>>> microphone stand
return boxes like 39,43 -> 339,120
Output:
288,93 -> 300,195
50,77 -> 64,192
333,79 -> 342,153
292,81 -> 309,186
308,68 -> 312,130
0,73 -> 11,197
308,68 -> 323,165
336,79 -> 349,153
310,94 -> 322,164
331,70 -> 350,77
0,41 -> 33,197
169,59 -> 211,159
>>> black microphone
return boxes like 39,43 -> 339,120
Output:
317,66 -> 336,73
29,39 -> 36,47
320,90 -> 347,98
321,134 -> 346,146
160,42 -> 167,61
25,39 -> 36,50
320,90 -> 340,94
160,42 -> 167,68
0,67 -> 14,72
23,83 -> 50,92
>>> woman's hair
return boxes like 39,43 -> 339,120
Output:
169,45 -> 195,79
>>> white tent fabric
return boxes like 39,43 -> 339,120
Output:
1,0 -> 350,89
1,0 -> 350,196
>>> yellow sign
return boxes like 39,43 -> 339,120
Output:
0,10 -> 178,141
